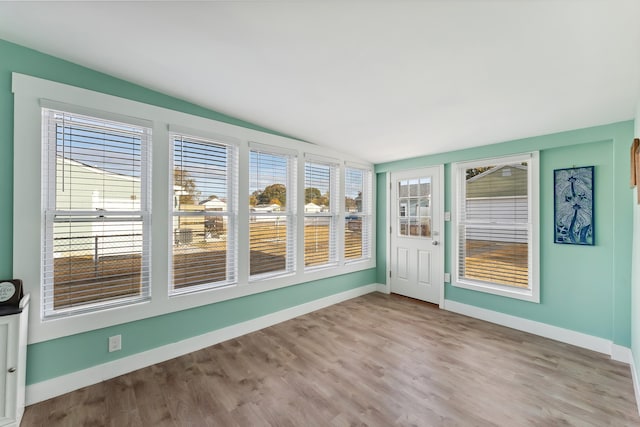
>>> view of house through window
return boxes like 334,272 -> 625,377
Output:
171,133 -> 237,294
42,108 -> 151,318
456,158 -> 532,290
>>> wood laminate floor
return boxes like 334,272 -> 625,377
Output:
21,293 -> 640,426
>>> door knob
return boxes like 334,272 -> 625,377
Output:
432,241 -> 439,246
7,367 -> 16,373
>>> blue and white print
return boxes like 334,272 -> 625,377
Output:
554,166 -> 594,245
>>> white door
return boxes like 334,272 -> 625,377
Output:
390,166 -> 443,304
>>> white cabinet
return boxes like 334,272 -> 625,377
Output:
0,295 -> 29,427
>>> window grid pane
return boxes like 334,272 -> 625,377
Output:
171,134 -> 237,293
458,162 -> 530,289
345,167 -> 372,261
304,161 -> 339,268
397,178 -> 431,238
42,109 -> 151,318
249,214 -> 294,276
249,150 -> 296,278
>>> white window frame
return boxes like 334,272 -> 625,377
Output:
303,155 -> 340,270
169,129 -> 239,295
248,143 -> 297,280
12,73 -> 375,344
41,106 -> 152,319
344,165 -> 373,263
451,152 -> 540,303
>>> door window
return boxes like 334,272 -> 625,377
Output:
397,177 -> 431,238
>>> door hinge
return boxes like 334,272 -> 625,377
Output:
389,226 -> 392,234
389,270 -> 392,278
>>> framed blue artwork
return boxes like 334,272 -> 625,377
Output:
554,166 -> 594,245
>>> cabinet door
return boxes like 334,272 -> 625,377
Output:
0,316 -> 18,424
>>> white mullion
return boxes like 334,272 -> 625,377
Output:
331,163 -> 340,265
227,143 -> 239,284
140,126 -> 152,299
42,110 -> 58,318
343,166 -> 354,263
289,152 -> 298,274
167,132 -> 178,296
237,142 -> 249,284
364,168 -> 371,260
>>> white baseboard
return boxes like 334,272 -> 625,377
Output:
443,299 -> 629,361
376,283 -> 389,294
631,353 -> 640,415
26,283 -> 380,405
612,344 -> 633,364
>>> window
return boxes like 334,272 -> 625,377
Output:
397,177 -> 431,238
304,159 -> 339,269
344,166 -> 372,261
15,74 -> 375,340
170,132 -> 238,294
249,145 -> 297,279
453,153 -> 539,302
42,108 -> 152,318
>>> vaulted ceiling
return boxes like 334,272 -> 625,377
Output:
1,1 -> 639,163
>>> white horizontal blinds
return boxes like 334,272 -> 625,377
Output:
171,133 -> 237,294
458,162 -> 530,289
304,160 -> 339,268
344,167 -> 371,261
249,148 -> 296,279
42,108 -> 151,319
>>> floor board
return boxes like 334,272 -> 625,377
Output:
21,293 -> 640,426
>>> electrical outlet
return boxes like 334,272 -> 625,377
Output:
444,273 -> 451,283
108,335 -> 122,352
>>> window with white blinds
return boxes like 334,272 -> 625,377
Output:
344,166 -> 372,262
304,159 -> 339,269
249,147 -> 296,279
42,108 -> 152,319
453,153 -> 539,301
171,133 -> 238,294
15,75 -> 378,340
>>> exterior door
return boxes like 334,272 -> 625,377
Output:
390,166 -> 443,304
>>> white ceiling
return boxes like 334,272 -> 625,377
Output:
1,1 -> 639,164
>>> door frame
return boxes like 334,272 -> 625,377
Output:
385,165 -> 445,308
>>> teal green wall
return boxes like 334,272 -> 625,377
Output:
0,39 -> 376,385
375,173 -> 388,284
376,122 -> 634,346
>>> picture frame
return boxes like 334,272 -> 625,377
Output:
554,166 -> 594,245
630,138 -> 638,187
632,138 -> 640,204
